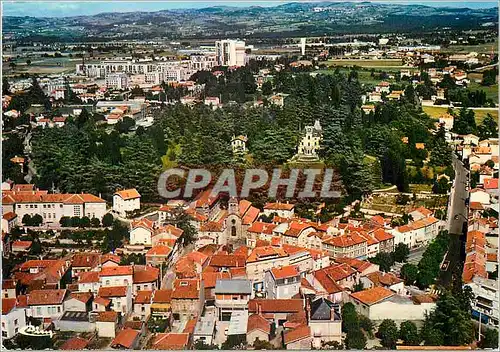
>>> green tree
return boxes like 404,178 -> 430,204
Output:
102,213 -> 114,227
59,216 -> 71,227
477,114 -> 498,140
80,216 -> 91,228
341,302 -> 359,333
358,315 -> 374,338
377,319 -> 399,349
261,81 -> 273,96
399,321 -> 421,345
345,328 -> 367,349
22,214 -> 32,226
30,214 -> 43,226
400,263 -> 418,285
393,243 -> 410,263
2,77 -> 10,95
90,217 -> 100,227
370,251 -> 394,272
433,177 -> 451,194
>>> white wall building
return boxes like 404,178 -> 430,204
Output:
113,189 -> 141,217
105,73 -> 129,90
215,39 -> 246,67
2,298 -> 27,339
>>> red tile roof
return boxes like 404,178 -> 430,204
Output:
151,333 -> 190,350
2,298 -> 17,315
98,286 -> 128,298
69,292 -> 93,303
146,245 -> 173,257
484,178 -> 499,190
243,206 -> 260,225
284,324 -> 311,344
248,299 -> 303,313
72,252 -> 100,268
94,297 -> 111,307
152,289 -> 172,303
271,265 -> 300,280
96,310 -> 118,322
111,328 -> 139,349
99,265 -> 133,277
313,269 -> 344,294
60,337 -> 89,350
209,254 -> 246,268
12,240 -> 32,250
366,271 -> 403,287
247,314 -> 271,334
172,279 -> 199,300
114,188 -> 141,200
183,318 -> 197,334
134,290 -> 153,304
27,289 -> 67,305
133,266 -> 160,284
78,271 -> 99,284
372,228 -> 394,242
264,202 -> 294,211
247,222 -> 277,234
350,286 -> 395,305
324,231 -> 367,247
130,218 -> 154,232
3,211 -> 17,221
202,272 -> 231,289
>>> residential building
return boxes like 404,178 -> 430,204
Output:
27,289 -> 68,319
97,286 -> 132,314
264,265 -> 301,299
113,189 -> 141,217
171,279 -> 204,321
2,298 -> 27,339
246,314 -> 271,345
105,73 -> 129,90
215,279 -> 252,321
308,297 -> 342,348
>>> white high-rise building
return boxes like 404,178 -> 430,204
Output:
215,39 -> 246,67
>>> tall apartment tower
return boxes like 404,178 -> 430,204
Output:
215,39 -> 246,67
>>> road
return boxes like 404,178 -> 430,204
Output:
438,153 -> 469,287
392,246 -> 427,274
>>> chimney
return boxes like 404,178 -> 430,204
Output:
306,298 -> 311,322
257,303 -> 262,315
330,305 -> 336,321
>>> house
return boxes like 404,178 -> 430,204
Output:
214,279 -> 252,323
349,287 -> 436,323
151,332 -> 190,350
263,202 -> 295,219
133,290 -> 153,320
2,212 -> 18,233
247,314 -> 271,345
146,245 -> 173,267
409,206 -> 433,221
129,218 -> 155,247
78,271 -> 100,294
99,265 -> 133,287
193,315 -> 217,345
246,246 -> 290,292
150,289 -> 172,318
360,271 -> 405,294
111,328 -> 140,349
2,279 -> 17,299
11,240 -> 32,254
248,299 -> 304,327
93,297 -> 111,312
296,120 -> 322,161
171,279 -> 204,321
96,311 -> 119,338
2,297 -> 27,339
71,252 -> 100,278
97,286 -> 132,314
264,265 -> 301,299
14,259 -> 71,290
113,189 -> 141,217
284,324 -> 312,350
308,297 -> 342,348
27,289 -> 68,319
63,292 -> 93,312
322,232 -> 367,259
372,228 -> 395,253
333,257 -> 379,277
470,188 -> 491,205
133,265 -> 160,293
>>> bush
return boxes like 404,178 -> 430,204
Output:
59,216 -> 71,227
377,319 -> 399,349
70,216 -> 81,227
102,213 -> 114,227
90,217 -> 100,227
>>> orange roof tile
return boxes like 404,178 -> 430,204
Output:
98,286 -> 128,298
99,265 -> 133,277
134,290 -> 153,304
133,266 -> 159,284
78,271 -> 99,284
247,222 -> 276,234
2,298 -> 17,315
209,254 -> 246,268
350,286 -> 395,305
146,245 -> 173,257
153,289 -> 172,303
60,337 -> 90,350
111,328 -> 139,349
96,310 -> 118,322
271,265 -> 300,280
248,299 -> 303,313
27,289 -> 67,305
172,279 -> 199,300
284,324 -> 311,344
2,211 -> 17,221
247,314 -> 271,334
151,333 -> 190,350
264,202 -> 294,211
114,188 -> 141,200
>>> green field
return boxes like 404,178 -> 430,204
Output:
443,40 -> 498,54
467,81 -> 498,103
315,68 -> 403,86
422,106 -> 498,125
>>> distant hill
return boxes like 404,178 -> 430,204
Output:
3,1 -> 498,42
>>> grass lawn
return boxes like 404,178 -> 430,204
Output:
443,40 -> 498,54
422,106 -> 498,125
467,81 -> 498,103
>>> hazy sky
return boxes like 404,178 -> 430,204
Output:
3,1 -> 497,17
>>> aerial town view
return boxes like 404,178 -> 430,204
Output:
1,0 -> 499,350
